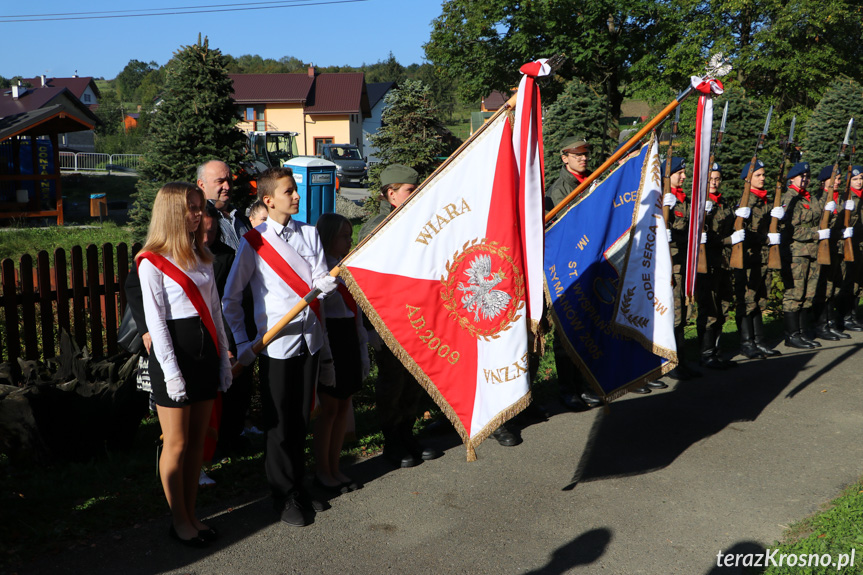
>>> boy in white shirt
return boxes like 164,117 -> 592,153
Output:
222,167 -> 337,527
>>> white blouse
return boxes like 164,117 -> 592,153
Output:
138,253 -> 231,387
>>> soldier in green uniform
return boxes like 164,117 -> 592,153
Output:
780,161 -> 829,349
811,166 -> 848,340
663,157 -> 701,380
695,163 -> 737,368
736,160 -> 782,358
838,166 -> 863,330
359,165 -> 444,466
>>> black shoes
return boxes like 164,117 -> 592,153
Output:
405,435 -> 443,461
843,314 -> 863,331
277,490 -> 324,527
631,386 -> 652,394
169,525 -> 209,548
197,527 -> 219,542
645,380 -> 668,389
383,449 -> 420,468
666,364 -> 702,381
491,424 -> 522,447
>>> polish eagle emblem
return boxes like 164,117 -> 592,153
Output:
457,254 -> 511,321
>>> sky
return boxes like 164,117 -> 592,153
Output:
0,0 -> 445,80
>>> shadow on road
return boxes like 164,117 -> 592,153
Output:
523,527 -> 613,574
566,347 -> 820,489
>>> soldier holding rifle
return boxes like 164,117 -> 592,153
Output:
838,165 -> 863,330
779,162 -> 830,349
812,165 -> 848,340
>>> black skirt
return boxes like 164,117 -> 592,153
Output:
149,317 -> 220,408
320,317 -> 363,400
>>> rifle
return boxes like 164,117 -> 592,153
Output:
698,101 -> 729,274
662,106 -> 681,227
767,117 -> 796,269
817,119 -> 854,264
843,119 -> 857,262
730,106 -> 772,269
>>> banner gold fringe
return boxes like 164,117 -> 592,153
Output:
340,267 -> 532,461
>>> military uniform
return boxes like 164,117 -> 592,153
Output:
545,166 -> 586,213
811,166 -> 848,340
837,168 -> 863,330
695,190 -> 735,367
734,159 -> 781,358
360,165 -> 442,466
779,162 -> 824,347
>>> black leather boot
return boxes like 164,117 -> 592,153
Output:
738,313 -> 766,359
784,311 -> 816,349
843,301 -> 863,331
752,312 -> 781,356
700,326 -> 726,369
827,304 -> 851,339
667,327 -> 702,380
800,309 -> 822,347
814,306 -> 840,341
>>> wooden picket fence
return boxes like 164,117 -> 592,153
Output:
0,242 -> 142,369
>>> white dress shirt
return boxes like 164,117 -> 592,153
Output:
222,217 -> 330,359
138,253 -> 231,388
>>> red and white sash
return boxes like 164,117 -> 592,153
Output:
244,228 -> 321,320
135,251 -> 221,358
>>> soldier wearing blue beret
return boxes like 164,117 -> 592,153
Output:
811,165 -> 849,341
779,161 -> 825,348
695,162 -> 738,369
838,166 -> 863,331
663,157 -> 701,380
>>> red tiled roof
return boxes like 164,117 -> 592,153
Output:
304,73 -> 369,115
483,90 -> 510,111
229,73 -> 314,104
0,86 -> 69,116
20,76 -> 100,100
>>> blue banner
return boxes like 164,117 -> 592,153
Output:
545,144 -> 672,399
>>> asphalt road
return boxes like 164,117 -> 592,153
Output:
20,332 -> 863,574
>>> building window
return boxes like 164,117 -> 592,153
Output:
83,94 -> 91,103
314,137 -> 334,155
244,105 -> 266,131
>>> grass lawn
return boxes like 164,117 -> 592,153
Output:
754,480 -> 863,574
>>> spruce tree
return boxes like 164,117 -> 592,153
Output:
542,78 -> 608,186
802,78 -> 863,171
364,79 -> 454,215
129,36 -> 247,241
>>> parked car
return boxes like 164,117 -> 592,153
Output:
319,144 -> 368,187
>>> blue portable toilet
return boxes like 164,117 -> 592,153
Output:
284,157 -> 336,225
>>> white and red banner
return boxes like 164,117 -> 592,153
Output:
685,76 -> 723,299
341,66 -> 545,460
512,59 -> 549,332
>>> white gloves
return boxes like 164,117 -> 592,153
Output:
768,233 -> 781,245
771,206 -> 785,220
165,376 -> 188,403
663,193 -> 677,207
844,227 -> 854,239
666,229 -> 672,242
318,358 -> 336,387
313,274 -> 339,295
219,369 -> 232,393
731,229 -> 746,245
845,200 -> 855,211
704,200 -> 714,213
700,232 -> 707,244
237,339 -> 259,366
824,201 -> 836,212
735,207 -> 751,219
818,229 -> 831,240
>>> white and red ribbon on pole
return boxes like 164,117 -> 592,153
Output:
684,76 -> 724,300
512,59 -> 550,332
